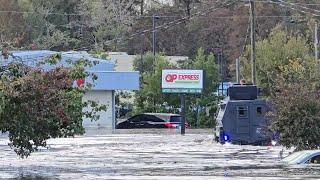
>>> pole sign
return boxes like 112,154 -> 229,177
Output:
162,69 -> 204,94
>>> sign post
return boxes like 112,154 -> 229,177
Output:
161,69 -> 204,135
180,94 -> 186,135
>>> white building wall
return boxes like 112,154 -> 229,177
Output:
82,90 -> 113,128
108,52 -> 188,72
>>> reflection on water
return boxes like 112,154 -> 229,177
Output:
10,174 -> 58,180
84,127 -> 213,136
1,129 -> 319,179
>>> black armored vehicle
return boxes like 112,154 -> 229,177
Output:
214,84 -> 271,145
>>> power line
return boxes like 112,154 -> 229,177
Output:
1,1 -> 320,17
250,0 -> 320,16
0,1 -> 232,18
270,1 -> 319,17
0,10 -> 184,19
2,1 -> 319,19
105,1 -> 320,46
4,0 -> 317,51
103,0 -> 237,47
277,0 -> 320,14
4,10 -> 300,20
249,0 -> 320,6
198,15 -> 309,18
0,10 -> 87,16
18,4 -> 312,50
290,3 -> 320,6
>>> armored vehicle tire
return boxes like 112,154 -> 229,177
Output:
255,140 -> 271,146
230,140 -> 271,146
214,135 -> 219,142
218,137 -> 225,144
230,141 -> 249,145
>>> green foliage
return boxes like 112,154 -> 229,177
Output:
1,0 -> 141,50
16,0 -> 79,50
241,26 -> 320,150
191,48 -> 219,95
0,0 -> 26,45
183,48 -> 219,127
133,52 -> 178,114
242,27 -> 310,93
78,0 -> 131,50
0,55 -> 106,158
133,52 -> 155,75
269,59 -> 320,150
133,49 -> 219,128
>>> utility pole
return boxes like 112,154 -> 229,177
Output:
152,14 -> 156,60
215,48 -> 222,95
315,21 -> 319,61
250,0 -> 257,85
219,50 -> 224,95
140,34 -> 144,73
140,0 -> 144,15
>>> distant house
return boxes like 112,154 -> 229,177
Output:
215,81 -> 234,96
107,52 -> 188,71
0,50 -> 140,129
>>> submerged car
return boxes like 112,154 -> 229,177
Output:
281,150 -> 320,165
116,113 -> 189,129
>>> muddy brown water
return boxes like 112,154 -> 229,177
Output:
0,129 -> 319,179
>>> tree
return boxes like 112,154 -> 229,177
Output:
173,0 -> 200,17
17,0 -> 79,50
0,0 -> 140,50
241,27 -> 311,94
126,0 -> 285,80
183,48 -> 219,127
133,52 -> 179,113
0,0 -> 26,46
240,25 -> 320,150
76,0 -> 138,51
269,58 -> 320,150
133,49 -> 219,128
0,55 -> 106,157
191,48 -> 219,95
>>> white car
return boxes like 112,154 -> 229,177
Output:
281,150 -> 320,165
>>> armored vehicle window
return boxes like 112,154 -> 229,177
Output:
257,107 -> 262,116
237,107 -> 248,118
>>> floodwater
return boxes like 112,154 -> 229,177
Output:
0,129 -> 319,180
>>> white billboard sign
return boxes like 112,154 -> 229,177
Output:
161,69 -> 204,93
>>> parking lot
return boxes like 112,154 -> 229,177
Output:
0,129 -> 320,180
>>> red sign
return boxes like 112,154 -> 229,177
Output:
165,74 -> 199,82
76,79 -> 85,87
162,70 -> 203,91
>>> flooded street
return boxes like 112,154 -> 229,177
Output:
0,129 -> 319,180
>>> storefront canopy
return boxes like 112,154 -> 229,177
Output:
1,50 -> 139,91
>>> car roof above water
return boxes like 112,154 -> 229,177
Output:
282,149 -> 320,164
143,113 -> 181,117
298,150 -> 320,154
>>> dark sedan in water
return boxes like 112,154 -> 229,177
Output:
116,113 -> 189,129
